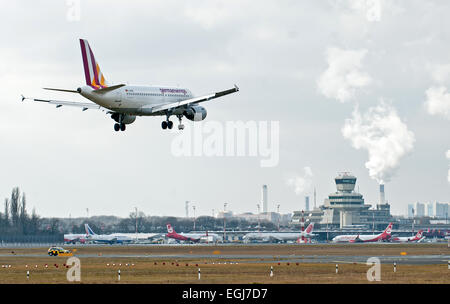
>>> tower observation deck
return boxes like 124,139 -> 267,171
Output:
326,173 -> 365,228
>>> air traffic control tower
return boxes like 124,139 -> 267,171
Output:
322,173 -> 365,228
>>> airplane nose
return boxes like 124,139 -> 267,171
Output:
77,87 -> 82,93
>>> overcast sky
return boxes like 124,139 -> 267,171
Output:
0,0 -> 448,218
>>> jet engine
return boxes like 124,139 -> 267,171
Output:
184,105 -> 207,121
111,113 -> 136,124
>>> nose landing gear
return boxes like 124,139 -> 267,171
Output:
177,115 -> 184,130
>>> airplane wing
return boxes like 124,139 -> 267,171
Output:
144,85 -> 239,114
21,95 -> 111,112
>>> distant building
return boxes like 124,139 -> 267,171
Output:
425,202 -> 434,217
305,196 -> 310,212
407,204 -> 414,218
434,202 -> 449,218
291,173 -> 393,229
216,211 -> 233,218
414,202 -> 425,217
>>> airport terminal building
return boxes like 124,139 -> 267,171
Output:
291,173 -> 393,230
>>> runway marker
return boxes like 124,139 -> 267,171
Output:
393,262 -> 397,273
448,261 -> 449,270
336,264 -> 338,274
270,266 -> 273,277
26,270 -> 29,280
118,269 -> 121,281
198,268 -> 201,280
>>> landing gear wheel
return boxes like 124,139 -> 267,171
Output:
167,121 -> 173,129
120,124 -> 126,131
177,115 -> 184,130
114,123 -> 120,132
162,121 -> 168,129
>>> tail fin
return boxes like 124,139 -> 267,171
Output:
84,224 -> 96,236
383,222 -> 393,237
166,224 -> 175,234
305,223 -> 314,233
416,229 -> 423,239
79,39 -> 108,89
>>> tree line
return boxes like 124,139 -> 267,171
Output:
1,187 -> 278,236
0,187 -> 41,235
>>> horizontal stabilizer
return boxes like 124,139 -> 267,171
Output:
92,84 -> 126,94
43,88 -> 79,93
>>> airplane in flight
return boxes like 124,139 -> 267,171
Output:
242,223 -> 316,243
391,230 -> 425,243
165,224 -> 221,243
332,222 -> 393,243
22,39 -> 239,132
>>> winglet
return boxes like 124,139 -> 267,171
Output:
21,95 -> 26,102
234,84 -> 239,91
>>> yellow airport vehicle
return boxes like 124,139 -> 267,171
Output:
47,246 -> 73,257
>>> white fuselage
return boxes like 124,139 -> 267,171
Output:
332,234 -> 382,243
79,85 -> 194,116
243,232 -> 315,242
179,232 -> 221,242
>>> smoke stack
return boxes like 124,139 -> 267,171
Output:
262,185 -> 268,213
379,184 -> 385,205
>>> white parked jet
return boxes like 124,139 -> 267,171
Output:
22,39 -> 239,131
242,223 -> 316,243
391,230 -> 424,243
332,223 -> 393,243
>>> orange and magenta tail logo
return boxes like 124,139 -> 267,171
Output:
79,39 -> 108,90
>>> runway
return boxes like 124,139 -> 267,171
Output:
1,253 -> 448,265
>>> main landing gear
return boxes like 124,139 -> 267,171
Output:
114,123 -> 126,132
161,120 -> 173,130
161,115 -> 184,130
113,114 -> 126,132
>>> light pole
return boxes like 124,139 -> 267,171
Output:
135,207 -> 138,242
223,203 -> 227,242
193,206 -> 196,231
277,204 -> 280,231
257,204 -> 260,232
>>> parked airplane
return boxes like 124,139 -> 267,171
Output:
165,224 -> 221,243
332,222 -> 393,243
84,224 -> 134,244
22,39 -> 239,132
242,223 -> 316,243
391,230 -> 424,243
63,232 -> 88,244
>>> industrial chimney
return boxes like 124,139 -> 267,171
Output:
262,185 -> 268,213
379,184 -> 385,205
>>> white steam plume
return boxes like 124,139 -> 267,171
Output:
333,0 -> 383,22
424,86 -> 450,120
317,47 -> 372,103
342,102 -> 415,184
287,167 -> 313,195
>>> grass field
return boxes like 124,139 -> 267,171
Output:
0,244 -> 448,284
